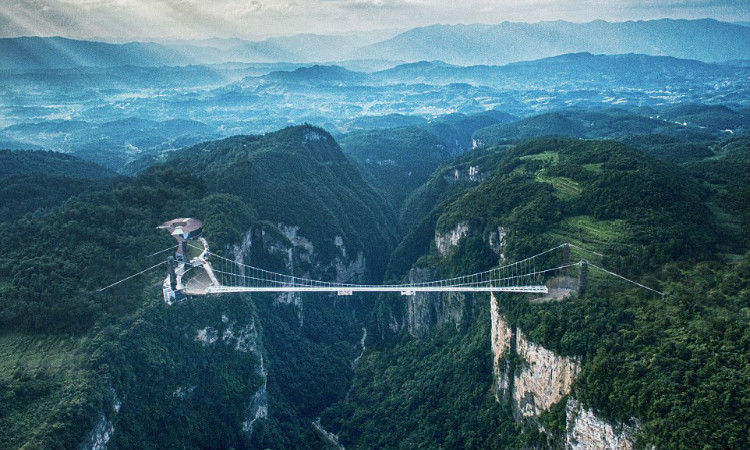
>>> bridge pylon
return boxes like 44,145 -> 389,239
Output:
578,259 -> 588,298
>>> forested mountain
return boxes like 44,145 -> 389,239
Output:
0,37 -> 199,69
1,15 -> 749,446
0,150 -> 115,222
3,50 -> 747,163
336,111 -> 517,214
0,122 -> 747,449
338,126 -> 452,212
325,137 -> 749,450
1,119 -> 219,172
0,149 -> 114,179
0,125 -> 397,449
472,106 -> 749,147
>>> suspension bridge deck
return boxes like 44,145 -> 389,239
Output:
206,285 -> 549,295
159,237 -> 557,303
98,221 -> 664,304
98,223 -> 665,304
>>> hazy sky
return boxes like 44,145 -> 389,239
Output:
1,0 -> 747,41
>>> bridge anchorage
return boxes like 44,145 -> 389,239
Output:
97,219 -> 664,302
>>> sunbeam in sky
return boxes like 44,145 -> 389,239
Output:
0,0 -> 748,41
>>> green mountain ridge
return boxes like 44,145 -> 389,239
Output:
327,137 -> 749,449
0,125 -> 396,449
0,149 -> 115,180
0,127 -> 747,450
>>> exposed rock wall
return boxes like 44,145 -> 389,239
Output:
513,329 -> 581,419
79,389 -> 120,450
79,413 -> 113,450
405,266 -> 468,337
193,313 -> 268,437
312,417 -> 346,450
566,398 -> 639,450
242,353 -> 268,437
435,221 -> 469,257
231,224 -> 367,327
490,294 -> 638,449
490,294 -> 512,401
487,226 -> 508,261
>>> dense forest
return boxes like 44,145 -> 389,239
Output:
0,126 -> 395,449
1,112 -> 748,449
324,131 -> 749,449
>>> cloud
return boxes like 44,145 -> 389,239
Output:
0,0 -> 747,40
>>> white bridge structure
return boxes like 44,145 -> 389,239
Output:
161,237 -> 584,305
98,219 -> 663,303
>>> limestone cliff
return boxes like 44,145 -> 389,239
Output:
487,226 -> 508,261
404,266 -> 469,337
490,294 -> 512,402
79,388 -> 120,450
231,223 -> 367,326
491,293 -> 580,415
435,221 -> 469,257
513,328 -> 581,419
194,312 -> 268,437
396,221 -> 501,338
566,398 -> 640,450
490,294 -> 639,449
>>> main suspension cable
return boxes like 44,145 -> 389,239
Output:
97,260 -> 167,292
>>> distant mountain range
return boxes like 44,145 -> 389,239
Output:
2,19 -> 748,69
360,19 -> 750,65
369,52 -> 742,88
0,37 -> 193,70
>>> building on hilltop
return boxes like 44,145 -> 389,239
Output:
158,218 -> 206,304
159,217 -> 203,241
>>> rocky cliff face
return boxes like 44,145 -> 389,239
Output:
404,266 -> 469,337
490,295 -> 512,402
396,221 -> 503,338
80,388 -> 120,450
79,413 -> 114,450
491,294 -> 580,417
490,294 -> 639,449
231,223 -> 367,326
487,226 -> 508,261
566,398 -> 639,450
513,328 -> 581,419
194,313 -> 268,437
435,221 -> 469,257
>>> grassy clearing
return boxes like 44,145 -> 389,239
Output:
548,215 -> 631,249
187,240 -> 204,260
520,151 -> 559,165
582,163 -> 603,173
535,172 -> 582,200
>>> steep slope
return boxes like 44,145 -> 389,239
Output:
323,137 -> 748,449
171,125 -> 397,277
338,126 -> 453,212
0,150 -> 115,221
0,125 -> 398,450
687,137 -> 750,250
338,112 -> 516,214
106,126 -> 398,450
